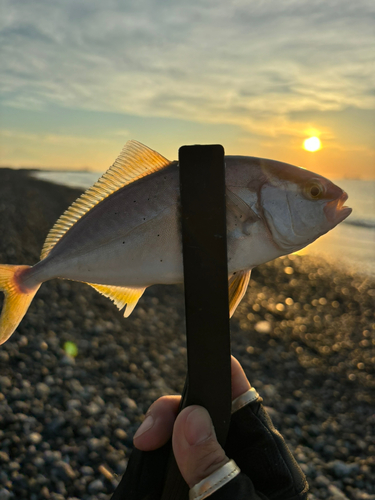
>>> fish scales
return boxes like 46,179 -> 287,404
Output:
26,163 -> 182,288
27,158 -> 273,288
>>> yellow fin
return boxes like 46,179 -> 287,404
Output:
0,265 -> 41,345
88,283 -> 146,317
41,141 -> 171,259
228,269 -> 251,318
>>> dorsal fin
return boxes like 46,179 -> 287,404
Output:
41,141 -> 171,259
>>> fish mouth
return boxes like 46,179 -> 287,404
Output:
324,191 -> 352,227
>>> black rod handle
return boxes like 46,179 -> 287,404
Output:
161,144 -> 232,499
110,145 -> 231,500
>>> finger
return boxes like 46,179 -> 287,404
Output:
133,357 -> 251,452
172,405 -> 229,488
231,355 -> 251,400
133,395 -> 181,451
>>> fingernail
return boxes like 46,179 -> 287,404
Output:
133,415 -> 154,439
185,407 -> 213,446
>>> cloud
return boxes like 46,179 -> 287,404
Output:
0,128 -> 116,146
1,0 -> 374,142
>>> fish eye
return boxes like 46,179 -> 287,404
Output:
304,181 -> 324,200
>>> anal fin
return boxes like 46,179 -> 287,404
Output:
228,269 -> 251,318
88,283 -> 146,317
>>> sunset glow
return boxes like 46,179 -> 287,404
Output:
303,137 -> 322,152
0,1 -> 374,179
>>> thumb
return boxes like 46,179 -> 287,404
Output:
172,406 -> 229,488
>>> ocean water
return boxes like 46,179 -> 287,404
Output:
32,171 -> 375,276
297,179 -> 375,276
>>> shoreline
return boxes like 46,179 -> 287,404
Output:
0,168 -> 374,499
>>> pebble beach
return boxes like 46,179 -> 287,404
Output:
0,168 -> 374,500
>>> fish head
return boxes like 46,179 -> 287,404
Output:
259,159 -> 352,253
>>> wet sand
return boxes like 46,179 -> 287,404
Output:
0,168 -> 374,499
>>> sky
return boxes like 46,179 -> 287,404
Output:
0,0 -> 374,179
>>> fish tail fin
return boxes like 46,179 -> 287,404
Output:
0,265 -> 41,345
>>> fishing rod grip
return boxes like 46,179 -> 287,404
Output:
160,144 -> 232,499
110,145 -> 232,500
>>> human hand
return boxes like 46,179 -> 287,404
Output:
133,356 -> 250,488
128,356 -> 308,500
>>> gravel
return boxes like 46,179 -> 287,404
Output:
0,168 -> 374,499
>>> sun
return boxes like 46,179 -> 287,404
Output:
303,136 -> 321,152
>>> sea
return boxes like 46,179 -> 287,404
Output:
32,171 -> 375,277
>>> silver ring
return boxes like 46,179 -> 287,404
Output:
189,459 -> 240,500
231,387 -> 259,413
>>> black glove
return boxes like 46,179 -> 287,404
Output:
223,394 -> 308,500
111,390 -> 308,500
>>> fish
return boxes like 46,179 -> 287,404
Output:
0,140 -> 352,345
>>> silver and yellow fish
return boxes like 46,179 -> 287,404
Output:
0,140 -> 351,344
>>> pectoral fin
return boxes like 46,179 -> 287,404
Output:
228,269 -> 251,317
226,189 -> 259,224
88,283 -> 146,317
